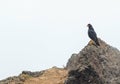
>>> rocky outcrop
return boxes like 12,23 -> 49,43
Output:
64,66 -> 103,84
1,38 -> 120,84
22,70 -> 45,77
0,67 -> 67,84
65,39 -> 120,84
24,67 -> 67,84
0,70 -> 45,84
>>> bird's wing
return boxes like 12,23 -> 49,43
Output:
90,30 -> 97,36
88,30 -> 97,40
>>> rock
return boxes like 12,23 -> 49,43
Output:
65,66 -> 103,84
0,70 -> 45,84
0,67 -> 67,84
22,70 -> 44,77
0,76 -> 24,84
22,67 -> 67,84
65,38 -> 120,84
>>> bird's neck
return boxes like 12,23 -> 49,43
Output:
89,27 -> 94,30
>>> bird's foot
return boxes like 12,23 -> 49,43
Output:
88,40 -> 95,45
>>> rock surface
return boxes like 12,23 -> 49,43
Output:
65,39 -> 120,84
0,67 -> 67,84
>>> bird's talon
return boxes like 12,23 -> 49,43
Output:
88,40 -> 95,45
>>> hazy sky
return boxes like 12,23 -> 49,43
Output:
0,0 -> 120,79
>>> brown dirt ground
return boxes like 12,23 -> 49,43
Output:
24,67 -> 68,84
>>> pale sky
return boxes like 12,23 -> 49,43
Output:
0,0 -> 120,79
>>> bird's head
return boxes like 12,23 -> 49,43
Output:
87,24 -> 92,28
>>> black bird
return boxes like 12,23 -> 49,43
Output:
87,24 -> 100,46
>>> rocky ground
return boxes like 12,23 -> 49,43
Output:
0,38 -> 120,84
0,67 -> 67,84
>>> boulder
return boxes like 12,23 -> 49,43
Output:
65,39 -> 120,84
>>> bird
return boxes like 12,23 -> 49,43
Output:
87,24 -> 100,46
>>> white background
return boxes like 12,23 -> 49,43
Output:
0,0 -> 120,79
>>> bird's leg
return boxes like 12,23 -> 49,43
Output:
88,40 -> 95,45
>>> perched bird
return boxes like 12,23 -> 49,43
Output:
87,24 -> 100,46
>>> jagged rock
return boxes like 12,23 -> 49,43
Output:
0,76 -> 24,84
22,70 -> 44,77
65,66 -> 103,84
0,70 -> 45,84
0,67 -> 67,84
65,38 -> 120,84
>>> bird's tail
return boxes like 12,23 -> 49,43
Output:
96,39 -> 100,46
